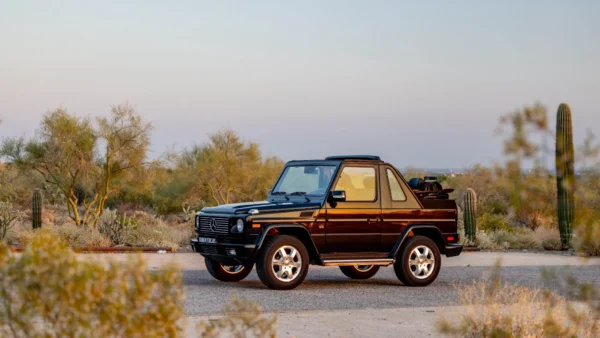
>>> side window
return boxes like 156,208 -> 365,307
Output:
334,167 -> 376,202
386,169 -> 406,201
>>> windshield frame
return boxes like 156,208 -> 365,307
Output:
269,161 -> 341,198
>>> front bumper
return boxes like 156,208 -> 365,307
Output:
445,243 -> 463,257
191,239 -> 256,265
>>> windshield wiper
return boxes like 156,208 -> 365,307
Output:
289,191 -> 311,202
270,191 -> 289,201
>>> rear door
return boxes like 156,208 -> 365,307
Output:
380,165 -> 424,251
325,164 -> 382,252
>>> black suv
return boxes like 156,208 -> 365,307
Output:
191,156 -> 462,290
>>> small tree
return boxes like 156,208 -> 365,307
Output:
94,103 -> 152,218
1,109 -> 98,226
0,202 -> 24,240
183,129 -> 283,205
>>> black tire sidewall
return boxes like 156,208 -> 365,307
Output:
339,265 -> 380,279
205,257 -> 253,282
394,236 -> 441,287
256,235 -> 310,290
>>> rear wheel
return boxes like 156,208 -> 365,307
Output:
339,265 -> 380,279
256,235 -> 309,290
393,236 -> 441,287
205,257 -> 253,282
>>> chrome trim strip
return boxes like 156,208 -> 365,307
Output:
253,218 -> 315,222
383,218 -> 455,222
326,219 -> 370,222
322,258 -> 395,266
326,233 -> 380,236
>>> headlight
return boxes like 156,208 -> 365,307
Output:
232,219 -> 244,233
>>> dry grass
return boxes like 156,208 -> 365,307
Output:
476,228 -> 541,250
4,208 -> 195,249
437,280 -> 599,337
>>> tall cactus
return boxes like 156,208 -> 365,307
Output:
31,188 -> 43,229
555,103 -> 574,249
463,188 -> 477,244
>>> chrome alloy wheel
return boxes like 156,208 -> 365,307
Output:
271,245 -> 302,282
408,245 -> 435,279
221,265 -> 245,274
354,265 -> 374,272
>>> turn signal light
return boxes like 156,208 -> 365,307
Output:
252,223 -> 261,229
447,236 -> 455,242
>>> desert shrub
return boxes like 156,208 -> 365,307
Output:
197,297 -> 277,338
97,209 -> 133,245
574,208 -> 600,256
477,212 -> 512,232
476,228 -> 540,250
0,232 -> 184,337
16,224 -> 111,248
534,227 -> 563,251
123,224 -> 181,250
0,202 -> 24,241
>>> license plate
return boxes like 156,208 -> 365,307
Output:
198,237 -> 216,244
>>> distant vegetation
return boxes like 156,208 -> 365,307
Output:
0,102 -> 598,254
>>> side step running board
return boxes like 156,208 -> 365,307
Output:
321,258 -> 395,267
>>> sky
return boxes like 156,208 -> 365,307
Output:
1,1 -> 599,169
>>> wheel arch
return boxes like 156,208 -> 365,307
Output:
390,225 -> 446,258
253,224 -> 322,264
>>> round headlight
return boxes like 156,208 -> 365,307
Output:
235,219 -> 244,232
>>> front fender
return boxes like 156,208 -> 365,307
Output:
252,224 -> 322,264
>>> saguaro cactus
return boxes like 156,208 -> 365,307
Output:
463,188 -> 477,244
31,188 -> 43,229
555,103 -> 575,249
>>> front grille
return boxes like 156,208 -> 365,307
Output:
199,216 -> 229,235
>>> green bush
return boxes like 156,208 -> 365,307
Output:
477,212 -> 512,232
0,232 -> 184,337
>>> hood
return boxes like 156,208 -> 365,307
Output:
199,200 -> 322,215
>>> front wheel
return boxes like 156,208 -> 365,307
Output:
256,235 -> 309,290
339,265 -> 380,279
205,257 -> 253,282
393,236 -> 441,287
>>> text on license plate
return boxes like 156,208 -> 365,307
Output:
198,237 -> 216,244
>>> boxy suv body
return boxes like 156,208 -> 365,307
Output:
191,156 -> 463,290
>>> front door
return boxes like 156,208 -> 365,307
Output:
325,165 -> 382,252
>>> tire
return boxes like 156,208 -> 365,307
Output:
393,236 -> 441,287
256,235 -> 309,290
205,257 -> 253,282
339,265 -> 380,279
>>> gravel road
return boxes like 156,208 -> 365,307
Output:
182,262 -> 600,315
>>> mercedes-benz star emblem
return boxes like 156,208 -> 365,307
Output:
210,218 -> 217,231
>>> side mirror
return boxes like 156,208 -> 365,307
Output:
330,190 -> 346,202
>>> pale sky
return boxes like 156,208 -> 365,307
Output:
1,1 -> 598,168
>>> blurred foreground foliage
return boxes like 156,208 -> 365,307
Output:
197,297 -> 278,338
437,260 -> 600,337
0,232 -> 184,337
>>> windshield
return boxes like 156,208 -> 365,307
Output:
271,165 -> 336,196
